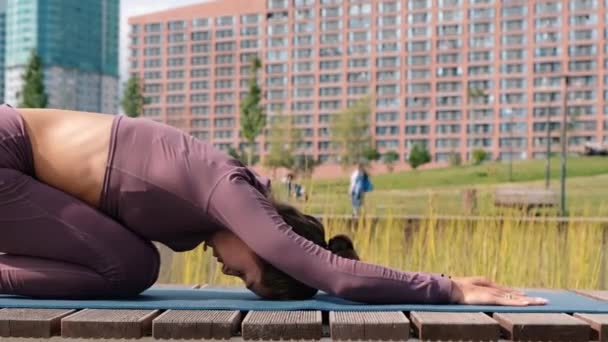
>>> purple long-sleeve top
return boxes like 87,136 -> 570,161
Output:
102,116 -> 454,304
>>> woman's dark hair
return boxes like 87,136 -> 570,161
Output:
259,201 -> 360,300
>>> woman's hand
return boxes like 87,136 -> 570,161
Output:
449,276 -> 549,306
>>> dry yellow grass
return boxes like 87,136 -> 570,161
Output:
164,206 -> 607,290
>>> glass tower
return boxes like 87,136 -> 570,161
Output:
0,0 -> 6,103
4,0 -> 119,113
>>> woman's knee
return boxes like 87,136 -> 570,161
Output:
105,241 -> 160,296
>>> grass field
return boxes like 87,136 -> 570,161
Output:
161,214 -> 607,290
157,156 -> 608,290
288,156 -> 608,216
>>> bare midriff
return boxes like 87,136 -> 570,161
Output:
18,109 -> 114,208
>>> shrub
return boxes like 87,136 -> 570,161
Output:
448,151 -> 462,167
408,145 -> 431,170
382,150 -> 400,173
472,149 -> 489,165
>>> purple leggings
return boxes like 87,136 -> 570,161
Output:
0,105 -> 159,298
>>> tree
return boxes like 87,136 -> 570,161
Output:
292,154 -> 320,178
363,147 -> 381,163
330,96 -> 373,168
382,150 -> 400,173
448,151 -> 462,167
228,147 -> 259,165
264,113 -> 302,175
20,50 -> 47,108
408,144 -> 431,170
240,56 -> 265,166
121,74 -> 145,118
467,87 -> 486,101
472,149 -> 489,165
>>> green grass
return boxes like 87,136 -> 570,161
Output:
286,157 -> 608,216
313,156 -> 608,191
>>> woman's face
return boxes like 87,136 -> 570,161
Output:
206,231 -> 272,298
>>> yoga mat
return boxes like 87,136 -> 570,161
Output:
0,287 -> 607,313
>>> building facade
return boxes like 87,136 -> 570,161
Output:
5,0 -> 119,113
129,0 -> 608,164
0,0 -> 7,104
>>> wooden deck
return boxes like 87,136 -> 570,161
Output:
0,286 -> 607,341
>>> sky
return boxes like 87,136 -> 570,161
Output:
119,0 -> 211,83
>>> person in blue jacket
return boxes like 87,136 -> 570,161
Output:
349,163 -> 373,217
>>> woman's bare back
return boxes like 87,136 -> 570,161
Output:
18,108 -> 115,208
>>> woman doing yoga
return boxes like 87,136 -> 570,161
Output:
0,105 -> 547,306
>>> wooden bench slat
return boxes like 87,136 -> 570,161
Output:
410,311 -> 500,341
493,313 -> 591,341
574,313 -> 608,342
572,290 -> 608,302
241,311 -> 322,340
494,188 -> 557,209
61,309 -> 160,339
329,311 -> 409,341
0,309 -> 76,338
330,311 -> 364,341
152,310 -> 240,339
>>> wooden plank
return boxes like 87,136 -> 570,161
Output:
495,188 -> 557,207
61,309 -> 160,339
0,309 -> 76,338
572,289 -> 608,301
493,313 -> 590,341
152,310 -> 240,339
410,311 -> 499,341
330,311 -> 364,340
368,311 -> 410,341
574,313 -> 608,342
329,311 -> 409,341
241,311 -> 322,340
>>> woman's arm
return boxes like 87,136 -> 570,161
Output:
206,171 -> 453,304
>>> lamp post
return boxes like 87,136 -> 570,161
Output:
560,75 -> 569,217
545,105 -> 551,189
504,107 -> 513,182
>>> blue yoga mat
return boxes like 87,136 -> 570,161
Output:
0,287 -> 606,313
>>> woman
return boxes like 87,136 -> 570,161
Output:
0,105 -> 547,306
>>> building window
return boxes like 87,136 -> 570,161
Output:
216,29 -> 234,39
320,6 -> 342,17
144,35 -> 162,44
378,1 -> 400,13
405,125 -> 430,135
501,63 -> 525,74
167,20 -> 186,31
347,86 -> 369,95
319,73 -> 341,83
377,111 -> 399,122
192,18 -> 209,27
320,60 -> 341,70
191,31 -> 211,41
167,82 -> 185,91
215,105 -> 235,115
166,58 -> 184,67
268,0 -> 288,9
166,95 -> 185,104
241,39 -> 260,49
293,87 -> 314,97
267,63 -> 288,74
144,23 -> 162,32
